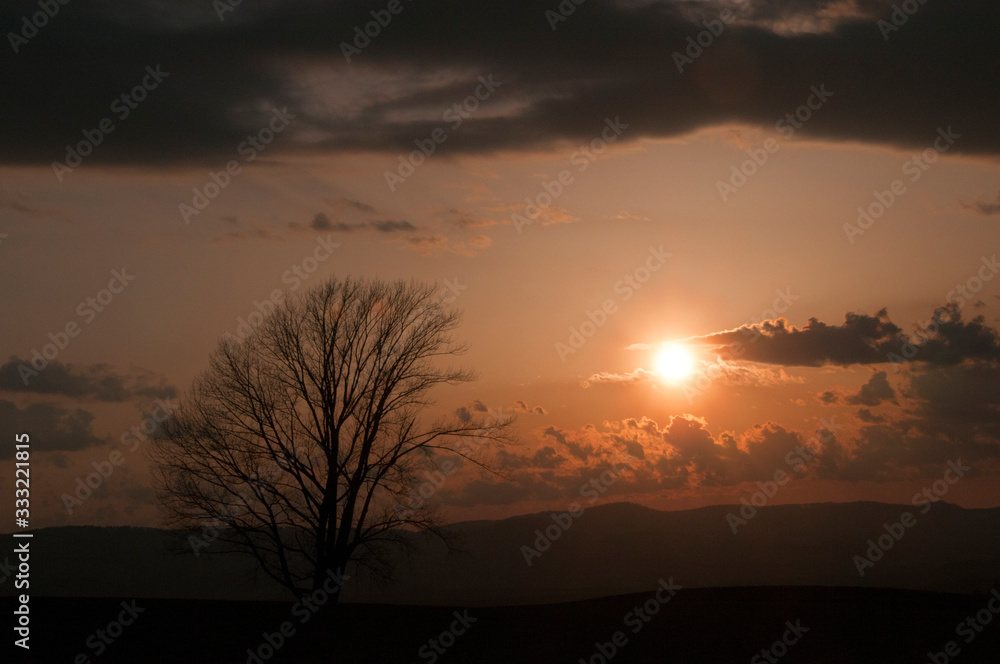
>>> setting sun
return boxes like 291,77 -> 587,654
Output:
655,344 -> 696,382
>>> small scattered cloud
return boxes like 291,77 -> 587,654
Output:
856,408 -> 885,424
371,219 -> 416,233
0,359 -> 175,402
818,390 -> 840,404
306,213 -> 407,233
455,399 -> 490,423
817,371 -> 897,407
404,234 -> 492,256
310,212 -> 345,231
609,210 -> 650,222
845,371 -> 896,407
543,425 -> 595,461
213,225 -> 285,242
536,205 -> 577,227
497,445 -> 565,470
512,399 -> 547,415
0,400 -> 105,458
582,368 -> 656,388
583,364 -> 802,389
446,208 -> 506,229
961,191 -> 1000,216
329,198 -> 377,214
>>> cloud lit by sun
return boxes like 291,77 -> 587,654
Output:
655,344 -> 696,383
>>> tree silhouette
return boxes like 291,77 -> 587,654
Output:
149,276 -> 512,599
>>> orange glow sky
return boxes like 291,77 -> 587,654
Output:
2,0 -> 999,528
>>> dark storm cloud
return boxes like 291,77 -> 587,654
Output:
694,306 -> 1000,367
0,358 -> 176,401
0,400 -> 104,458
3,0 -> 998,167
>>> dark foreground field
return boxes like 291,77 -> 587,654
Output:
14,586 -> 1000,663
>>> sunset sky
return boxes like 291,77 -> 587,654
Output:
2,0 -> 999,529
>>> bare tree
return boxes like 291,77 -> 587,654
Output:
149,276 -> 512,599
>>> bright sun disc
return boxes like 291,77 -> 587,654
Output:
655,345 -> 695,382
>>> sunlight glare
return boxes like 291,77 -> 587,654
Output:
655,344 -> 695,383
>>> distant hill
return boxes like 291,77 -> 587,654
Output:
4,501 -> 999,604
